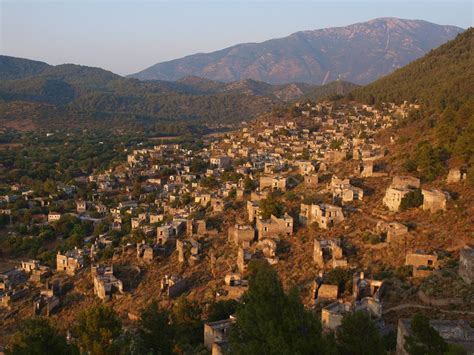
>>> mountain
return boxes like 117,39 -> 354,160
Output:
0,56 -> 355,131
351,29 -> 473,171
0,56 -> 51,80
130,18 -> 463,85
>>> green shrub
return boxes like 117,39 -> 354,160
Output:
400,189 -> 423,211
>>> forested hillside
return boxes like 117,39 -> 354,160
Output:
351,29 -> 474,171
0,56 -> 355,130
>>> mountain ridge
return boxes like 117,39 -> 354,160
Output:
129,17 -> 463,85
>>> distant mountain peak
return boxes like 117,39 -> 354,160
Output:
130,18 -> 463,85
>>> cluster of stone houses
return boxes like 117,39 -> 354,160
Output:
1,100 -> 472,354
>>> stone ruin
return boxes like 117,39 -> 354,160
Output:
176,238 -> 201,265
91,265 -> 124,300
228,224 -> 255,248
422,189 -> 449,213
383,176 -> 420,212
376,221 -> 408,243
300,203 -> 344,229
136,241 -> 155,263
257,238 -> 279,264
160,275 -> 187,298
446,168 -> 467,184
352,271 -> 385,318
217,273 -> 249,301
313,238 -> 348,269
405,251 -> 439,278
256,214 -> 293,239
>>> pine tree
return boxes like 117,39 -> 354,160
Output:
7,318 -> 75,355
229,260 -> 325,354
336,311 -> 385,355
75,304 -> 122,355
137,300 -> 174,355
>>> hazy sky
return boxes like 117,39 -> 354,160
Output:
1,0 -> 472,75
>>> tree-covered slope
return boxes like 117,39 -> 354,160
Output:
0,56 -> 359,129
351,28 -> 473,112
352,29 -> 474,176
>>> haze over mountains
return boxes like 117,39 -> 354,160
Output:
130,18 -> 463,85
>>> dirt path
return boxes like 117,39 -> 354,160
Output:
384,303 -> 474,315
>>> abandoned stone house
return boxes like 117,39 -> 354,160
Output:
422,189 -> 448,213
218,274 -> 248,300
0,268 -> 26,292
314,283 -> 339,303
324,150 -> 346,163
237,247 -> 255,274
459,245 -> 474,284
256,214 -> 293,239
76,200 -> 87,214
160,275 -> 187,298
210,197 -> 230,213
20,260 -> 51,283
92,265 -> 123,300
150,213 -> 164,224
33,284 -> 60,316
1,287 -> 28,309
321,301 -> 352,330
257,238 -> 279,264
329,175 -> 350,189
176,238 -> 201,264
332,183 -> 364,203
299,203 -> 344,229
56,248 -> 85,276
210,155 -> 231,168
20,259 -> 41,273
355,158 -> 377,177
47,212 -> 61,223
383,176 -> 421,212
247,201 -> 261,222
376,221 -> 409,243
391,176 -> 420,189
447,168 -> 467,184
204,317 -> 235,355
95,204 -> 107,214
131,217 -> 142,230
186,219 -> 208,236
195,193 -> 212,207
295,161 -> 315,175
352,272 -> 385,318
228,224 -> 255,247
136,241 -> 155,263
259,175 -> 288,191
112,216 -> 122,231
156,225 -> 174,245
304,173 -> 319,188
396,319 -> 474,355
383,186 -> 411,212
313,239 -> 348,269
172,218 -> 187,235
405,252 -> 439,277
